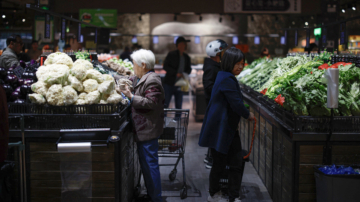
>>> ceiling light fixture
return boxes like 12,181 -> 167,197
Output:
352,6 -> 356,11
305,22 -> 309,26
2,15 -> 5,19
22,19 -> 25,22
342,9 -> 346,13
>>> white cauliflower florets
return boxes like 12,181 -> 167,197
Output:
100,100 -> 108,104
70,64 -> 87,81
46,84 -> 64,106
75,99 -> 87,105
29,93 -> 46,104
102,74 -> 115,82
44,52 -> 73,68
107,92 -> 123,104
43,64 -> 70,86
63,86 -> 78,105
73,59 -> 93,70
98,80 -> 115,95
68,75 -> 84,92
85,91 -> 100,104
78,92 -> 87,100
86,69 -> 105,83
36,65 -> 51,81
31,81 -> 48,97
83,79 -> 98,93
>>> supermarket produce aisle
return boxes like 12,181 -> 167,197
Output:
138,95 -> 272,202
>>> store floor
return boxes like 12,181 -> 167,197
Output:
138,95 -> 272,202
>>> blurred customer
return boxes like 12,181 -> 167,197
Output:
260,47 -> 270,59
202,39 -> 228,169
118,49 -> 164,202
27,40 -> 42,60
163,36 -> 192,109
120,46 -> 131,61
199,47 -> 254,202
0,35 -> 22,69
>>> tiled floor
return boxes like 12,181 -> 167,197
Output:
140,95 -> 272,202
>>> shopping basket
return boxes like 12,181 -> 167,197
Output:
219,118 -> 257,195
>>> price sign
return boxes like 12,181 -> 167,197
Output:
340,23 -> 346,45
322,27 -> 327,47
44,13 -> 51,39
95,28 -> 98,43
295,30 -> 298,46
284,30 -> 288,45
78,23 -> 81,42
61,18 -> 66,41
306,29 -> 310,48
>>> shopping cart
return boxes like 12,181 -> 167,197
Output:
159,109 -> 189,199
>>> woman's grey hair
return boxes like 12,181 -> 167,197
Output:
130,49 -> 155,70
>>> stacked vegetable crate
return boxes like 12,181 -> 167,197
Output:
239,84 -> 360,202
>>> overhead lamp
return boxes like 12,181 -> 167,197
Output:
254,36 -> 260,45
342,9 -> 346,13
232,36 -> 238,44
352,6 -> 356,11
174,14 -> 177,21
153,36 -> 159,44
305,22 -> 309,26
22,19 -> 25,22
132,36 -> 138,44
195,36 -> 200,44
2,15 -> 5,19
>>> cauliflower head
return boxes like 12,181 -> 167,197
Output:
70,63 -> 88,81
107,92 -> 123,104
86,69 -> 105,83
102,74 -> 115,82
44,52 -> 73,68
29,93 -> 46,104
36,65 -> 51,81
43,64 -> 70,86
83,79 -> 99,93
75,99 -> 88,105
98,80 -> 115,95
74,59 -> 93,70
100,100 -> 108,104
31,81 -> 48,97
85,91 -> 101,104
46,84 -> 64,106
78,92 -> 87,100
68,75 -> 84,92
63,86 -> 78,105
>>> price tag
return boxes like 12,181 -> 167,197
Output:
295,30 -> 298,46
44,13 -> 51,39
13,66 -> 24,79
78,23 -> 81,42
61,18 -> 66,40
340,23 -> 346,45
306,29 -> 310,48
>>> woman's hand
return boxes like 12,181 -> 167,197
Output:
247,112 -> 255,121
121,85 -> 133,100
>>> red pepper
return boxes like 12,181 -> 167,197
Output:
310,71 -> 313,74
245,63 -> 248,66
333,62 -> 346,68
318,63 -> 329,70
274,94 -> 285,107
260,88 -> 268,95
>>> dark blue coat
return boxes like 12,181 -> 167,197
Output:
198,71 -> 250,154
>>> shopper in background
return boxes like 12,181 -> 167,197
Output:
0,35 -> 22,69
199,47 -> 255,202
202,39 -> 228,169
120,46 -> 131,61
260,47 -> 270,59
163,36 -> 192,109
118,49 -> 164,202
27,40 -> 42,60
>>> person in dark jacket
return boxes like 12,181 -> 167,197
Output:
202,39 -> 228,169
163,36 -> 192,109
120,46 -> 131,61
0,35 -> 23,69
199,47 -> 254,202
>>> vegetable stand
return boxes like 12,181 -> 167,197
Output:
239,84 -> 360,202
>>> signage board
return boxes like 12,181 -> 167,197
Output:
79,9 -> 117,28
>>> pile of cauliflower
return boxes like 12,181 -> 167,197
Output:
29,52 -> 128,106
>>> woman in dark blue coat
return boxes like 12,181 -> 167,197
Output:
199,47 -> 254,202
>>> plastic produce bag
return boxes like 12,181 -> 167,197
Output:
324,68 -> 339,108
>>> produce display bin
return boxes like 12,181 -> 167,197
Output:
9,105 -> 140,202
314,165 -> 360,202
239,84 -> 360,202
